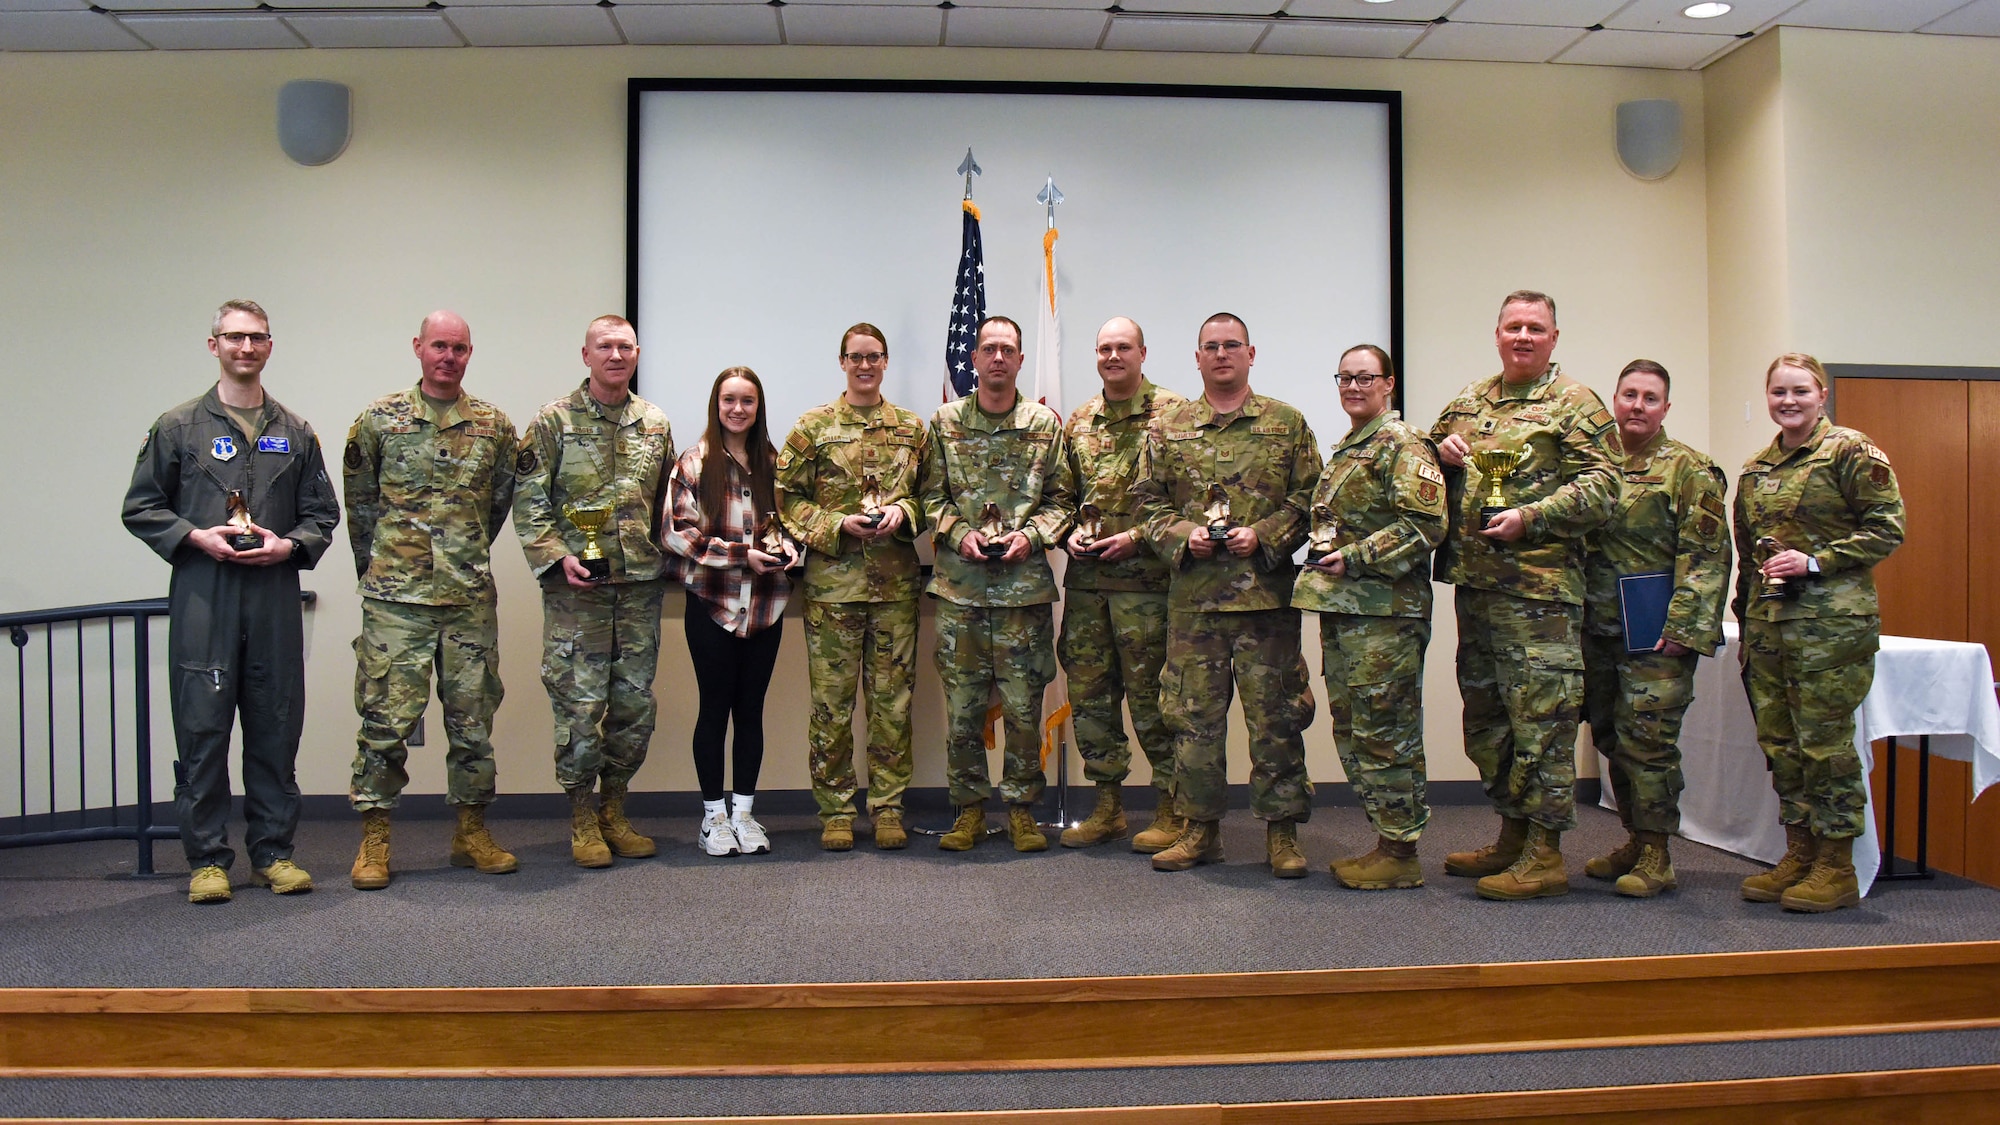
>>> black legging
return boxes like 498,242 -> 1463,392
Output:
683,591 -> 784,802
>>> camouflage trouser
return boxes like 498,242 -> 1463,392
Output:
1057,588 -> 1173,793
1582,631 -> 1695,834
1743,615 -> 1877,840
1454,586 -> 1582,832
540,578 -> 667,792
351,597 -> 503,810
934,600 -> 1055,807
803,598 -> 917,820
1320,613 -> 1430,842
1162,608 -> 1315,823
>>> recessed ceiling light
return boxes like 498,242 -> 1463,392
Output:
1683,2 -> 1732,17
1359,0 -> 1398,5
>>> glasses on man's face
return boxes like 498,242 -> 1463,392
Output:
217,332 -> 272,347
1334,374 -> 1381,388
1199,340 -> 1246,356
842,351 -> 887,365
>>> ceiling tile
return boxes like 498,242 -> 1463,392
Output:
781,0 -> 938,7
944,6 -> 1106,47
0,0 -> 88,11
1604,0 -> 1796,36
1922,0 -> 2000,35
1554,26 -> 1733,66
447,0 -> 604,8
283,12 -> 463,46
1404,18 -> 1581,60
1122,0 -> 1280,15
780,4 -> 941,43
0,9 -> 147,47
948,0 -> 1114,10
611,3 -> 780,42
1281,0 -> 1454,18
96,0 -> 257,9
1773,0 -> 1970,33
446,4 -> 620,43
1101,14 -> 1266,50
1255,17 -> 1424,54
612,0 -> 767,5
263,0 -> 434,9
121,12 -> 307,47
1447,0 -> 1625,27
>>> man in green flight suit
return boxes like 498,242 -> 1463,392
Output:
1429,290 -> 1621,901
1135,312 -> 1323,878
343,310 -> 521,889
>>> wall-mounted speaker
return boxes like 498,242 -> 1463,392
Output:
1616,99 -> 1682,182
277,80 -> 351,167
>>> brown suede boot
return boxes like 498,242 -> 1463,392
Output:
1444,816 -> 1530,878
1331,835 -> 1423,890
871,808 -> 907,851
1152,819 -> 1223,871
1060,783 -> 1128,848
1476,823 -> 1569,900
1741,824 -> 1816,902
1613,831 -> 1675,898
450,805 -> 518,874
350,809 -> 391,890
1267,819 -> 1307,879
596,785 -> 657,858
821,814 -> 856,851
1008,805 -> 1048,853
939,804 -> 985,852
569,787 -> 613,868
1781,835 -> 1861,913
1585,831 -> 1643,881
1131,805 -> 1185,855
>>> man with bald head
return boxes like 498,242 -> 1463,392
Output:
343,310 -> 522,889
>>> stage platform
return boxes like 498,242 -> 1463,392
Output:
2,801 -> 1998,1122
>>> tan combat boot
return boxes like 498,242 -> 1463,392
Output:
252,859 -> 314,894
1131,805 -> 1186,855
1476,823 -> 1569,900
1781,836 -> 1860,913
1331,835 -> 1423,890
350,809 -> 392,890
1444,816 -> 1530,878
1152,819 -> 1223,871
872,808 -> 907,850
1585,831 -> 1643,881
1061,783 -> 1128,848
187,864 -> 231,904
939,804 -> 985,851
1741,824 -> 1816,902
1267,819 -> 1307,879
821,814 -> 856,851
1614,831 -> 1676,898
1008,805 -> 1048,853
569,787 -> 613,868
450,805 -> 518,874
597,784 -> 657,858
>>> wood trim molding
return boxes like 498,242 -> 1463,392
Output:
1827,363 -> 2000,382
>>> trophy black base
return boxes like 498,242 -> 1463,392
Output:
1479,506 -> 1508,532
1756,585 -> 1797,602
1206,525 -> 1231,544
862,511 -> 885,528
227,533 -> 263,552
980,545 -> 1010,561
580,556 -> 612,581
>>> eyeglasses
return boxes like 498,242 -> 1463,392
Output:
1198,340 -> 1247,355
216,332 -> 272,347
842,351 -> 887,365
1334,374 -> 1382,388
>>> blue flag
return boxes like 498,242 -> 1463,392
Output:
944,199 -> 986,401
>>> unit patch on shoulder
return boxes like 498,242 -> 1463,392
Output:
515,446 -> 539,475
343,439 -> 365,471
136,431 -> 151,462
1697,514 -> 1721,542
1417,480 -> 1440,507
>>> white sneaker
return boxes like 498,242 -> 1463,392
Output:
698,810 -> 739,857
732,811 -> 771,855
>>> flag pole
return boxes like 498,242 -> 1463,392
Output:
1034,175 -> 1074,832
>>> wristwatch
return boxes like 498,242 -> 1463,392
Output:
1805,555 -> 1821,577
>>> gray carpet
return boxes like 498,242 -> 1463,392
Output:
3,802 -> 1996,989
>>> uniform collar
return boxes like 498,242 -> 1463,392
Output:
202,383 -> 271,425
1755,415 -> 1830,467
1191,391 -> 1268,428
1622,426 -> 1668,468
833,395 -> 893,427
570,380 -> 642,426
408,384 -> 470,430
1093,379 -> 1158,423
1336,408 -> 1396,454
1483,363 -> 1560,403
960,392 -> 1035,433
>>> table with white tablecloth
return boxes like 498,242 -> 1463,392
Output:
1602,624 -> 2000,897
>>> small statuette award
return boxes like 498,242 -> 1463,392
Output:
563,503 -> 613,581
756,511 -> 787,558
1074,503 -> 1106,555
1307,503 -> 1340,568
978,502 -> 1010,560
1203,483 -> 1234,546
1754,536 -> 1799,602
1470,446 -> 1522,532
224,489 -> 262,552
860,472 -> 886,528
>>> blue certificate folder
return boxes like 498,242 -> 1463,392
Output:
1618,570 -> 1674,654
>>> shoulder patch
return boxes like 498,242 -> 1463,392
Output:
1586,406 -> 1615,430
1865,443 -> 1892,466
136,431 -> 151,462
1416,460 -> 1445,485
1699,491 -> 1727,520
785,430 -> 813,453
343,439 -> 364,471
515,446 -> 539,475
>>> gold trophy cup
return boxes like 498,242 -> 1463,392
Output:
1074,503 -> 1106,555
860,472 -> 886,528
224,489 -> 262,552
977,502 -> 1011,560
1754,536 -> 1799,602
1470,446 -> 1522,533
1203,483 -> 1234,546
1307,502 -> 1340,568
563,503 -> 613,581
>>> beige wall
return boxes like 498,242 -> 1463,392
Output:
1,44 -> 1710,802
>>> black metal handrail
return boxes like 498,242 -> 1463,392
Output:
0,597 -> 177,874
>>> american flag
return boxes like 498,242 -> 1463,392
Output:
943,199 -> 986,401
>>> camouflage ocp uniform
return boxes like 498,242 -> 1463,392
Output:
776,396 -> 929,821
1429,364 -> 1621,832
344,386 -> 518,811
922,393 -> 1075,807
514,381 -> 673,793
1292,410 -> 1446,843
1732,416 -> 1904,840
1134,393 -> 1322,824
1580,428 -> 1730,836
1060,379 -> 1186,797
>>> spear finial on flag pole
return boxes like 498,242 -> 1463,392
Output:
959,148 -> 982,200
1037,176 -> 1063,228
